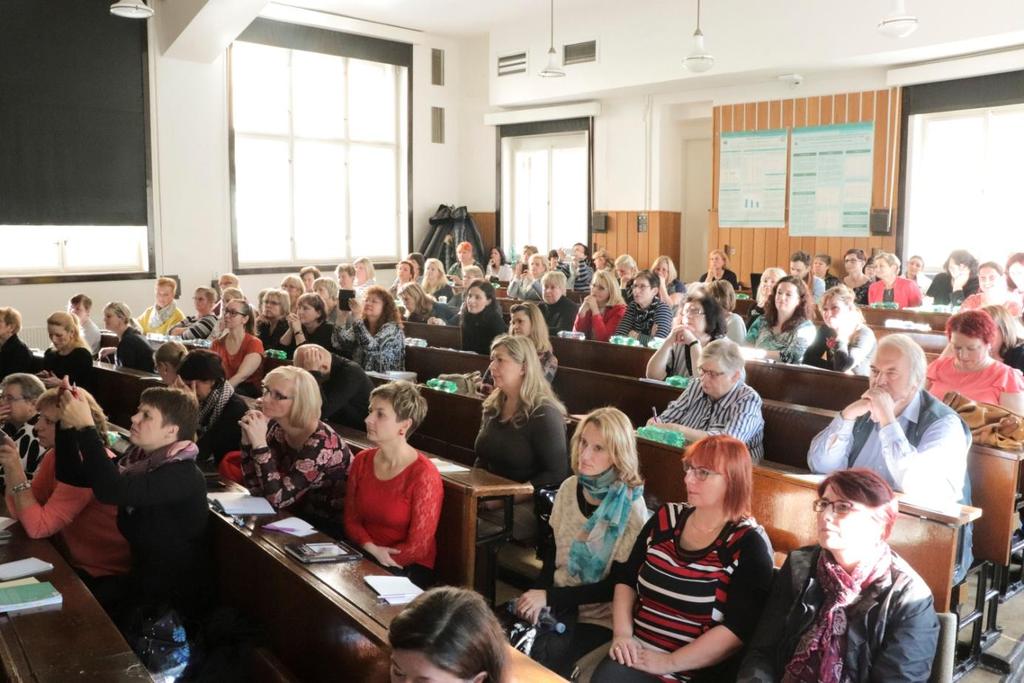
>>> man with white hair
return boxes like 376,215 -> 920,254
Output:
808,333 -> 972,578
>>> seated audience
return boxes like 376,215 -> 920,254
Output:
333,285 -> 405,372
388,259 -> 417,297
474,335 -> 569,489
868,252 -> 923,308
812,253 -> 842,289
485,246 -> 514,282
808,334 -> 972,579
646,295 -> 726,380
745,276 -> 816,364
906,254 -> 932,294
520,244 -> 540,263
68,294 -> 102,354
99,303 -> 154,374
344,381 -> 441,586
447,241 -> 479,282
42,311 -> 97,389
209,286 -> 246,338
405,252 -> 425,281
293,344 -> 372,430
573,269 -> 627,343
516,407 -> 648,678
175,350 -> 247,465
239,366 -> 352,531
1007,253 -> 1024,295
170,287 -> 218,340
459,280 -> 507,355
56,385 -> 209,625
864,258 -> 878,281
706,280 -> 747,344
2,386 -> 130,593
256,288 -> 292,357
568,242 -> 595,291
154,341 -> 187,385
313,277 -> 341,326
594,435 -> 772,683
748,266 -> 786,325
482,302 -> 558,388
961,261 -> 1023,315
211,300 -> 264,396
614,270 -> 673,344
388,587 -> 506,683
212,272 -> 240,317
547,249 -> 564,275
841,248 -> 872,305
280,274 -> 305,311
137,277 -> 186,336
699,248 -> 739,288
593,249 -> 614,273
927,249 -> 979,306
804,285 -> 877,376
336,262 -> 356,291
422,257 -> 455,302
615,255 -> 639,304
0,307 -> 33,381
652,255 -> 686,308
0,374 -> 45,477
399,282 -> 457,325
651,339 -> 764,460
985,304 -> 1024,374
790,250 -> 826,302
739,469 -> 938,682
540,270 -> 579,334
927,309 -> 1024,413
299,265 -> 321,293
449,265 -> 484,310
508,253 -> 547,301
281,292 -> 335,351
354,257 -> 376,294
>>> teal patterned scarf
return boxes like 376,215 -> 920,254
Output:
567,468 -> 643,584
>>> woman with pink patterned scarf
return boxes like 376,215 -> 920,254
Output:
737,469 -> 938,683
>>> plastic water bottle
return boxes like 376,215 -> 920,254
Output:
537,607 -> 567,634
636,426 -> 686,449
647,337 -> 666,350
665,375 -> 690,389
426,378 -> 458,393
557,331 -> 586,341
405,337 -> 428,347
265,349 -> 288,360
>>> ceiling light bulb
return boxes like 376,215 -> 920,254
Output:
110,0 -> 154,19
539,48 -> 566,78
684,30 -> 714,73
877,0 -> 918,38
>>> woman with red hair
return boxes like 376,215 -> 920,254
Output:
593,435 -> 772,682
739,469 -> 938,682
927,309 -> 1024,413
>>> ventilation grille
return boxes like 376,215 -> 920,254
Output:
431,107 -> 445,144
431,48 -> 445,86
563,40 -> 597,65
497,51 -> 527,77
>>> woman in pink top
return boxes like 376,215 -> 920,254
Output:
867,252 -> 922,309
573,269 -> 627,342
960,262 -> 1023,316
927,310 -> 1024,413
1,388 -> 130,585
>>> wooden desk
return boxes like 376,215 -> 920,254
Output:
0,509 -> 152,681
861,306 -> 951,332
404,321 -> 463,349
870,325 -> 948,354
90,362 -> 164,428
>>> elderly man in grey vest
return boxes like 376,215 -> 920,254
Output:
807,333 -> 972,581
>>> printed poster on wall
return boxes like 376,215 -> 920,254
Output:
717,129 -> 788,228
788,122 -> 874,237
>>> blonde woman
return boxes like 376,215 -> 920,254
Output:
353,257 -> 376,294
479,302 -> 557,393
804,285 -> 877,376
651,255 -> 686,308
593,249 -> 615,273
313,276 -> 341,325
37,312 -> 91,391
985,304 -> 1024,374
573,269 -> 627,342
98,303 -> 154,374
699,249 -> 739,288
750,266 -> 787,324
279,275 -> 304,311
421,257 -> 455,302
614,254 -> 639,304
508,253 -> 546,302
515,407 -> 648,678
137,276 -> 186,335
256,289 -> 291,356
399,283 -> 456,325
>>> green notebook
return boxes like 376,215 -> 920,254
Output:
0,581 -> 62,613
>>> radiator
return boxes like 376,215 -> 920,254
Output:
20,326 -> 52,351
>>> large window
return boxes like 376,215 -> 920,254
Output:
230,39 -> 408,269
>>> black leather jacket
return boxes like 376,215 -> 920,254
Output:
737,545 -> 938,683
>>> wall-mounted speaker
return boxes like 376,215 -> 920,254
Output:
592,211 -> 607,233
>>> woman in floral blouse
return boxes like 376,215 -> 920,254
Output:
332,285 -> 405,372
239,366 -> 352,535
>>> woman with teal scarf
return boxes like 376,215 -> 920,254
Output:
514,407 -> 649,677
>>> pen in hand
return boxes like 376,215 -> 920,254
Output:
651,407 -> 661,424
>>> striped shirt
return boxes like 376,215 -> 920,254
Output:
614,299 -> 673,344
179,314 -> 218,340
569,260 -> 594,291
657,380 -> 765,461
615,503 -> 773,682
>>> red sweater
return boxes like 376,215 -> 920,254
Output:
573,304 -> 627,342
868,277 -> 922,309
343,448 -> 443,569
7,449 -> 131,578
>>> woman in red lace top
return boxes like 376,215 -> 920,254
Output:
344,380 -> 442,587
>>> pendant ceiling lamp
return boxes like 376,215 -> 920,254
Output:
539,0 -> 565,78
110,0 -> 154,19
683,0 -> 714,73
877,0 -> 918,38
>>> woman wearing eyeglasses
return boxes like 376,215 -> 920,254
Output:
238,366 -> 351,534
211,300 -> 264,398
646,295 -> 727,381
614,271 -> 673,345
592,435 -> 772,683
738,469 -> 938,683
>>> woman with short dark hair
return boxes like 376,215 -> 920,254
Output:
927,249 -> 980,306
614,270 -> 673,344
282,292 -> 335,351
333,286 -> 405,372
459,281 -> 507,356
841,248 -> 872,305
176,350 -> 247,465
646,295 -> 726,381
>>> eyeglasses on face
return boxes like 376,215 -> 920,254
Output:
0,395 -> 27,404
696,367 -> 726,379
224,309 -> 245,318
812,498 -> 861,516
260,386 -> 292,401
682,462 -> 720,481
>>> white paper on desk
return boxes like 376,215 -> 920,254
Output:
430,458 -> 469,474
208,492 -> 276,515
0,517 -> 16,531
0,558 -> 53,581
364,575 -> 423,605
263,517 -> 317,537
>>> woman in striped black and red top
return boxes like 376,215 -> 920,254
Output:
592,435 -> 773,682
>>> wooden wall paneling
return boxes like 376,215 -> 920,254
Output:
756,100 -> 770,130
770,100 -> 783,129
740,224 -> 753,285
647,212 -> 660,267
744,102 -> 756,131
472,211 -> 496,252
834,93 -> 848,125
626,212 -> 639,267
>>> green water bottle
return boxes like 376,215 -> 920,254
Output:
265,349 -> 288,360
426,378 -> 458,393
665,375 -> 690,389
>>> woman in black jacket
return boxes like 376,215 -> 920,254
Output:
0,307 -> 34,382
738,469 -> 938,683
41,312 -> 95,392
926,249 -> 979,306
100,302 -> 155,373
175,350 -> 247,465
460,281 -> 507,355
